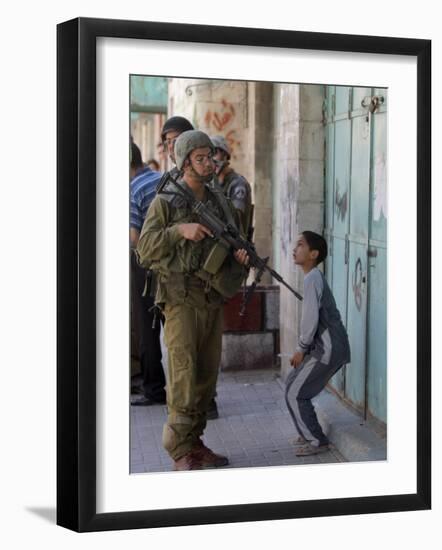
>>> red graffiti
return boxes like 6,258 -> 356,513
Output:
204,99 -> 236,132
202,99 -> 242,159
221,98 -> 235,114
204,110 -> 212,127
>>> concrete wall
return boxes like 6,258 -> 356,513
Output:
249,82 -> 274,282
167,78 -> 251,181
272,84 -> 325,380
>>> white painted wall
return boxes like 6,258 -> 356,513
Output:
272,83 -> 325,379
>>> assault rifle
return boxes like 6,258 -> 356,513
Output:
156,172 -> 303,314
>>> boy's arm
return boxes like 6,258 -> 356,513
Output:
296,272 -> 323,354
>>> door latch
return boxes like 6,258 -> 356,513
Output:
368,246 -> 378,268
361,95 -> 385,114
369,95 -> 384,113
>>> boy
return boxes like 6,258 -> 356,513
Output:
285,231 -> 351,456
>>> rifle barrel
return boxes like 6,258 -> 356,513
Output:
275,275 -> 303,301
158,171 -> 303,302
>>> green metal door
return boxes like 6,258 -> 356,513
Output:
366,89 -> 388,423
324,86 -> 387,424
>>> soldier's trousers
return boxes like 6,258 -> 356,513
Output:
162,300 -> 223,460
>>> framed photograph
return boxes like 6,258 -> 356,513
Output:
57,17 -> 431,532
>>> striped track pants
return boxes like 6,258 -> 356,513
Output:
285,355 -> 344,447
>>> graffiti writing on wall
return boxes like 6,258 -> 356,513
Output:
352,257 -> 363,311
205,99 -> 235,130
335,180 -> 348,222
203,99 -> 241,159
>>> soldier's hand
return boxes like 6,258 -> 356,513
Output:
177,223 -> 213,241
234,248 -> 249,266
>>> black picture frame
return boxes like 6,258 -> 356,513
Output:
57,17 -> 431,532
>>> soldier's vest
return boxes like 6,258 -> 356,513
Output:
152,181 -> 246,301
220,171 -> 253,238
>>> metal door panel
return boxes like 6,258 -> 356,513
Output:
352,87 -> 372,112
324,86 -> 387,424
328,236 -> 348,394
345,242 -> 368,409
370,101 -> 388,242
366,245 -> 387,422
325,85 -> 335,120
324,87 -> 335,287
366,89 -> 388,423
349,115 -> 370,239
333,119 -> 351,238
335,86 -> 350,116
325,121 -> 335,234
328,99 -> 350,396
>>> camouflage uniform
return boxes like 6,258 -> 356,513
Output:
210,135 -> 253,238
136,180 -> 246,460
218,170 -> 252,238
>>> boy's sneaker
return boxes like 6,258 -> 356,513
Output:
295,443 -> 330,456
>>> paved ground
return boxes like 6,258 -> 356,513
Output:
130,368 -> 346,473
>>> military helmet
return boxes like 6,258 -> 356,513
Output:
211,135 -> 231,159
161,116 -> 194,140
174,130 -> 215,171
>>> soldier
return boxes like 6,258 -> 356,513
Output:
161,115 -> 194,177
162,116 -> 219,421
136,130 -> 249,471
211,135 -> 253,239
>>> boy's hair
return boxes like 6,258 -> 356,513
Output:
302,231 -> 328,265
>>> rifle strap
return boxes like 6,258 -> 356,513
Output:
158,181 -> 191,210
208,182 -> 238,231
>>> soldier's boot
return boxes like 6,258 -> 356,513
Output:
173,452 -> 203,471
192,439 -> 229,468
